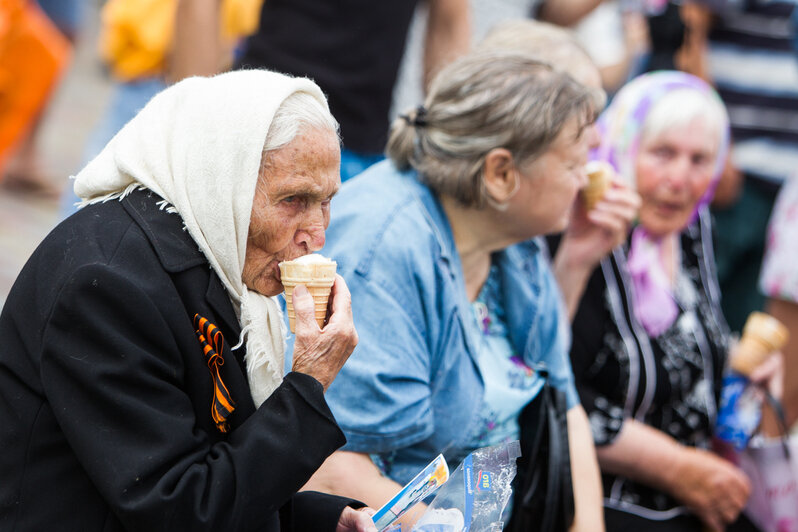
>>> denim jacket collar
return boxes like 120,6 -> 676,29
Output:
408,173 -> 548,364
406,173 -> 481,358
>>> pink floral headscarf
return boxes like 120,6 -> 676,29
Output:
592,71 -> 730,337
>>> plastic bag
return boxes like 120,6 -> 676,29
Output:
373,454 -> 450,531
413,441 -> 521,532
718,435 -> 798,532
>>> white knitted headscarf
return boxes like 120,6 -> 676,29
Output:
73,70 -> 331,407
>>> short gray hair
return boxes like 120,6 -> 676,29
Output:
642,87 -> 728,152
478,19 -> 606,109
386,50 -> 598,208
262,90 -> 339,162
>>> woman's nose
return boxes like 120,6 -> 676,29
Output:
664,156 -> 691,190
294,206 -> 326,251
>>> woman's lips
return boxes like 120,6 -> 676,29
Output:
653,201 -> 685,216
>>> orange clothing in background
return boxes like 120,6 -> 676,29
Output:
0,0 -> 72,176
100,0 -> 263,81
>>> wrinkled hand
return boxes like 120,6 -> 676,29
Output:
336,506 -> 377,532
668,447 -> 750,531
748,350 -> 785,401
291,275 -> 359,391
561,178 -> 641,270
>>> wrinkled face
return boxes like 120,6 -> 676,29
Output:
635,117 -> 718,238
242,128 -> 340,296
506,117 -> 591,238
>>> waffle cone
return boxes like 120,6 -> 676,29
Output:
581,161 -> 613,211
730,311 -> 789,376
279,258 -> 337,333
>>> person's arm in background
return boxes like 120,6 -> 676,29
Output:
538,0 -> 604,27
598,10 -> 650,93
596,419 -> 750,532
567,405 -> 605,532
759,299 -> 795,432
423,0 -> 470,89
168,0 -> 222,83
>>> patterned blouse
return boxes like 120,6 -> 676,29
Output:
569,209 -> 729,518
761,178 -> 798,304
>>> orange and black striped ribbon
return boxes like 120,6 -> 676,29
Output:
193,314 -> 235,433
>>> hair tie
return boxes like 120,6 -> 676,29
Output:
400,105 -> 428,128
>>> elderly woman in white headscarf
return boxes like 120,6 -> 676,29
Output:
0,70 -> 374,532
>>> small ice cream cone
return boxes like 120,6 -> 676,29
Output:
730,311 -> 789,376
581,161 -> 613,211
279,255 -> 337,332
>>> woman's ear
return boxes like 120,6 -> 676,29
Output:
483,148 -> 519,204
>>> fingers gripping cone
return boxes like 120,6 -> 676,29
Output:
731,311 -> 789,376
279,255 -> 337,333
581,161 -> 613,211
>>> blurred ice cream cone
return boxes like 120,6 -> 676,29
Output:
279,254 -> 337,332
731,311 -> 789,376
581,161 -> 613,211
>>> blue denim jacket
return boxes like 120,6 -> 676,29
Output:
293,160 -> 578,485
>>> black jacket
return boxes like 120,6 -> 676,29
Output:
0,189 -> 357,531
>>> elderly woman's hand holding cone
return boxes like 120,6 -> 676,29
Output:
290,275 -> 359,391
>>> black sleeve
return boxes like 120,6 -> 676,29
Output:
570,263 -> 629,446
280,491 -> 366,532
41,263 -> 346,531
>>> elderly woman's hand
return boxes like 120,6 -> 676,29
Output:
336,506 -> 378,532
554,177 -> 640,319
667,446 -> 750,531
291,275 -> 359,390
562,177 -> 641,268
748,350 -> 785,402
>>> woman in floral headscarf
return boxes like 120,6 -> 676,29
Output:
568,71 -> 776,532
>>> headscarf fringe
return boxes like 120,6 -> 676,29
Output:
76,182 -> 147,210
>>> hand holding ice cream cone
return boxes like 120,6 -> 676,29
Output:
290,273 -> 359,391
730,311 -> 789,377
580,160 -> 614,211
280,253 -> 337,332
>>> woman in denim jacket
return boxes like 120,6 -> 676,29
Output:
299,50 -> 635,530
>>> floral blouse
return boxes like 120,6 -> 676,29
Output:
761,178 -> 798,304
568,209 -> 729,518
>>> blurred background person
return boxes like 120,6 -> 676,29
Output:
300,50 -> 607,531
36,0 -> 85,42
391,0 -> 612,121
567,70 -> 780,532
760,177 -> 798,433
702,0 -> 798,332
59,0 -> 262,216
236,0 -> 470,182
571,1 -> 651,96
0,0 -> 72,196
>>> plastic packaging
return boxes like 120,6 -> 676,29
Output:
716,372 -> 765,450
412,441 -> 521,532
373,454 -> 450,531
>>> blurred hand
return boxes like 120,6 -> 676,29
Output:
336,506 -> 378,532
622,11 -> 650,58
561,177 -> 641,270
668,447 -> 750,531
748,350 -> 785,401
291,275 -> 359,390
